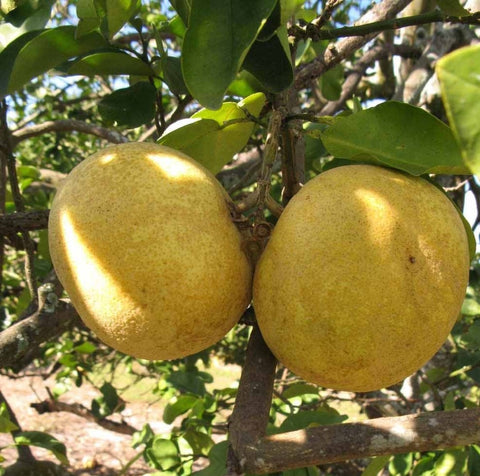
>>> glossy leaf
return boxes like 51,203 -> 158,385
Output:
437,44 -> 480,175
182,0 -> 276,109
159,92 -> 266,173
242,26 -> 293,93
15,431 -> 69,465
320,101 -> 467,175
98,81 -> 156,128
192,441 -> 228,476
68,51 -> 154,76
0,25 -> 107,98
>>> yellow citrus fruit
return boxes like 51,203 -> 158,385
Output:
49,142 -> 252,360
253,164 -> 470,392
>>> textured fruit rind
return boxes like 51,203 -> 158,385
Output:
49,142 -> 252,360
253,164 -> 470,392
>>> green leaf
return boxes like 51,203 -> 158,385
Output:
389,453 -> 413,475
132,423 -> 155,448
146,437 -> 180,471
279,409 -> 347,432
242,26 -> 293,93
183,429 -> 214,456
73,341 -> 97,354
320,101 -> 467,175
67,51 -> 154,76
98,81 -> 156,128
361,455 -> 390,476
0,0 -> 53,47
412,454 -> 437,476
192,441 -> 228,476
257,0 -> 280,41
437,45 -> 480,175
163,395 -> 199,424
15,431 -> 69,465
0,25 -> 107,98
105,0 -> 139,38
76,0 -> 103,37
182,0 -> 277,109
436,0 -> 469,15
433,448 -> 468,476
159,92 -> 265,173
280,0 -> 305,25
461,320 -> 480,348
319,64 -> 343,101
91,382 -> 123,418
281,382 -> 319,399
169,0 -> 191,26
468,445 -> 480,475
161,55 -> 188,95
0,403 -> 18,433
462,298 -> 480,316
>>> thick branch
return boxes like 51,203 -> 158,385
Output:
295,0 -> 414,89
31,400 -> 137,435
228,324 -> 277,473
11,119 -> 127,147
242,408 -> 480,474
0,300 -> 80,369
320,43 -> 421,116
0,210 -> 50,235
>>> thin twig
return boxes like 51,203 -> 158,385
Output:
295,0 -> 420,89
1,102 -> 38,306
11,119 -> 127,147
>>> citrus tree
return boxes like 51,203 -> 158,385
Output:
1,0 -> 480,475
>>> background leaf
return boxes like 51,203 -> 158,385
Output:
192,441 -> 228,476
181,0 -> 276,109
105,0 -> 139,39
98,81 -> 156,128
15,431 -> 69,465
320,101 -> 467,175
437,44 -> 480,175
242,26 -> 293,93
0,25 -> 107,97
67,51 -> 154,76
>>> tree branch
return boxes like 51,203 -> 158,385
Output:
242,408 -> 480,474
31,399 -> 137,436
0,299 -> 80,369
11,119 -> 128,147
295,0 -> 415,89
227,324 -> 277,474
320,43 -> 421,116
293,10 -> 480,42
0,210 -> 50,235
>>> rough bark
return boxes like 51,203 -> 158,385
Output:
242,408 -> 480,474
